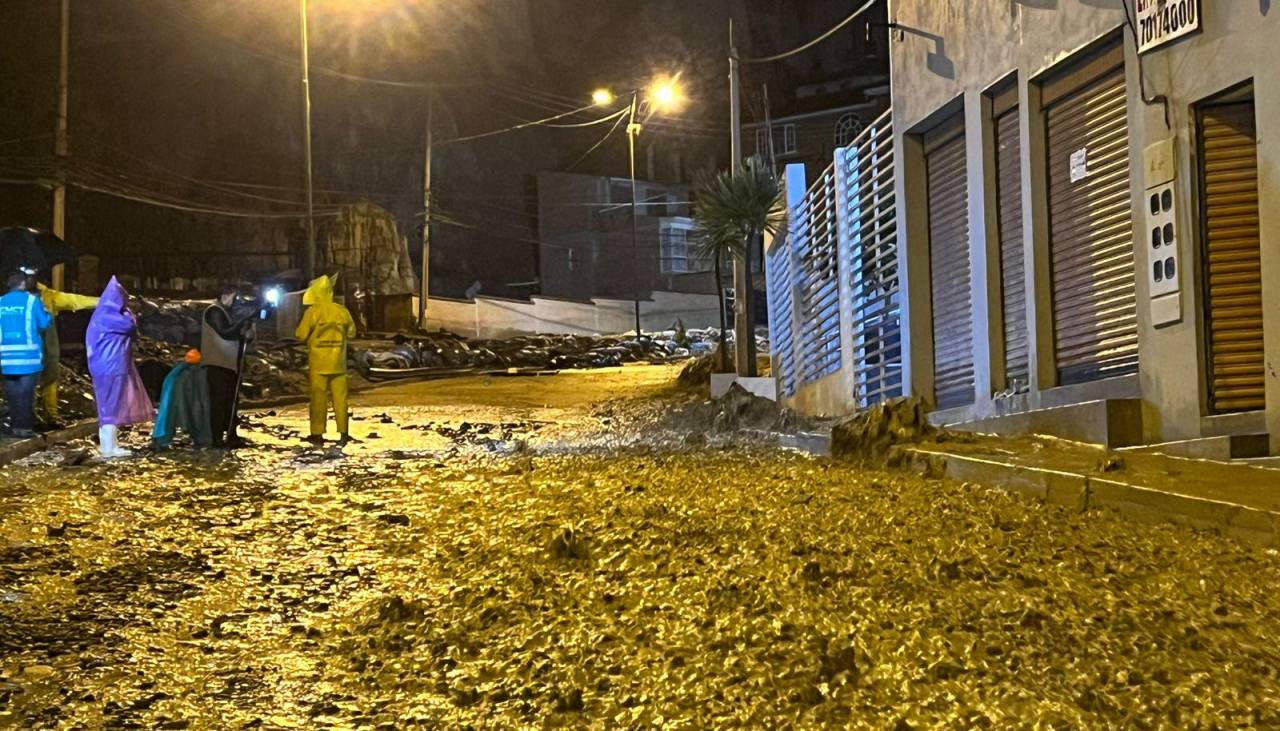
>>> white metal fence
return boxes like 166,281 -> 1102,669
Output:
766,109 -> 901,411
794,165 -> 843,385
765,228 -> 798,397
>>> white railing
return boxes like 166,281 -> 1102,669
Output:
840,112 -> 902,408
766,109 -> 901,412
794,165 -> 843,385
765,227 -> 798,396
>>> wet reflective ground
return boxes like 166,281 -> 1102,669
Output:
3,365 -> 1280,728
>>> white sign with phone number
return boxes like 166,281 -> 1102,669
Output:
1135,0 -> 1201,54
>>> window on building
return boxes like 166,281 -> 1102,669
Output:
659,226 -> 710,274
755,124 -> 797,157
834,113 -> 863,148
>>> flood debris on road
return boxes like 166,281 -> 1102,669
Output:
1,366 -> 1278,728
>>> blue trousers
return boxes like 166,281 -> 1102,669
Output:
6,372 -> 39,432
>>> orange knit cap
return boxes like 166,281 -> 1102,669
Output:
184,349 -> 202,365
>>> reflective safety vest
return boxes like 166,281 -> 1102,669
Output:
0,291 -> 52,376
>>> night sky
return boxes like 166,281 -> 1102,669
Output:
0,0 -> 877,296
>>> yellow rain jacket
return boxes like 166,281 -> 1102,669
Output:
38,284 -> 99,380
295,275 -> 356,375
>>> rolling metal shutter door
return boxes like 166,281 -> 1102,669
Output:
1046,67 -> 1137,385
1201,101 -> 1263,413
927,130 -> 974,409
995,107 -> 1028,388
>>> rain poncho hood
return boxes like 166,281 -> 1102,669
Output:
295,275 -> 356,375
302,275 -> 334,306
86,277 -> 154,425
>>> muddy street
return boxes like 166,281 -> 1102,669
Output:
2,365 -> 1279,728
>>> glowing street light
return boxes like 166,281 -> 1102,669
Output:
591,88 -> 616,107
648,77 -> 685,113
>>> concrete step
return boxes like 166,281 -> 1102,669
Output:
1119,433 -> 1270,460
896,436 -> 1280,547
938,399 -> 1143,448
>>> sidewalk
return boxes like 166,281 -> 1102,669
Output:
890,434 -> 1280,546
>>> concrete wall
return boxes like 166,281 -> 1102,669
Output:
890,0 -> 1280,450
422,290 -> 721,339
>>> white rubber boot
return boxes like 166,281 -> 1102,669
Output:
98,425 -> 115,458
99,425 -> 132,458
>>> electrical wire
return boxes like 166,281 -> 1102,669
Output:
742,0 -> 879,64
566,109 -> 629,170
0,154 -> 343,220
541,109 -> 629,128
436,104 -> 599,145
1120,0 -> 1172,130
493,81 -> 728,134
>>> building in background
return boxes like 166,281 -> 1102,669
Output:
740,0 -> 890,174
536,171 -> 714,303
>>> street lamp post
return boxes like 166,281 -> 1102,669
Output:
593,80 -> 684,338
626,92 -> 642,337
299,0 -> 316,281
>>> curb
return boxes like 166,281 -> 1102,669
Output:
899,446 -> 1280,547
0,420 -> 98,467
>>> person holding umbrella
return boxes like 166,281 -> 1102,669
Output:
0,228 -> 92,426
0,268 -> 52,438
86,276 -> 153,457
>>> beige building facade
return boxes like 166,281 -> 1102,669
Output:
885,1 -> 1280,453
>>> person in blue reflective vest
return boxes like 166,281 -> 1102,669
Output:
0,269 -> 52,439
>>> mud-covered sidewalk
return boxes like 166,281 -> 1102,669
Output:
2,365 -> 1280,728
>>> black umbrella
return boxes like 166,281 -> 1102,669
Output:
0,227 -> 48,274
0,227 -> 77,278
33,230 -> 76,269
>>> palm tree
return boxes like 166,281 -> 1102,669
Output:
692,156 -> 786,377
692,222 -> 742,372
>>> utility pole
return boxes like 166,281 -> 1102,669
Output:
419,88 -> 433,329
729,19 -> 756,377
51,0 -> 69,290
299,0 -> 316,281
628,92 -> 643,337
763,83 -> 776,171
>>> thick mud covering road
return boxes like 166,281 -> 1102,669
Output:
2,367 -> 1278,728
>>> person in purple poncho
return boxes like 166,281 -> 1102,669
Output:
86,277 -> 154,458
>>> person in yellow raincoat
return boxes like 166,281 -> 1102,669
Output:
294,275 -> 356,445
31,277 -> 99,426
